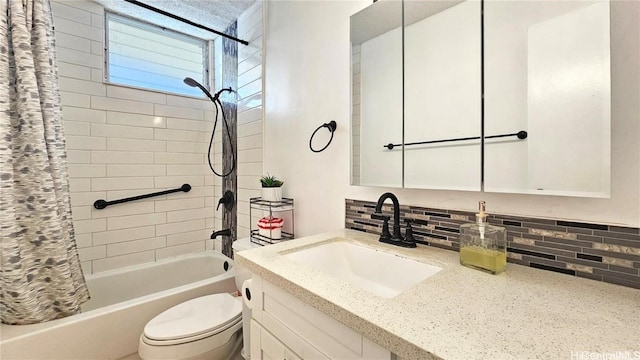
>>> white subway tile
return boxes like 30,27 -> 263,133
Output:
54,17 -> 102,41
56,0 -> 104,15
92,251 -> 155,273
205,176 -> 216,186
206,240 -> 214,251
71,206 -> 92,220
91,151 -> 154,164
106,86 -> 167,104
238,148 -> 262,163
55,32 -> 91,53
237,226 -> 250,240
166,118 -> 211,132
165,95 -> 211,110
107,164 -> 166,177
106,111 -> 166,128
75,233 -> 92,248
81,261 -> 92,275
58,61 -> 91,80
238,65 -> 262,88
155,241 -> 205,260
238,106 -> 262,124
107,213 -> 166,231
91,13 -> 104,28
91,177 -> 154,191
238,48 -> 261,74
238,175 -> 261,191
238,120 -> 262,138
237,161 -> 262,177
91,40 -> 102,56
91,68 -> 104,82
155,197 -> 204,212
106,138 -> 166,152
206,217 -> 215,229
166,165 -> 210,176
154,152 -> 203,164
166,208 -> 212,223
238,36 -> 262,64
237,78 -> 261,100
57,47 -> 102,68
64,121 -> 91,136
237,134 -> 262,151
59,77 -> 105,96
156,219 -> 205,236
237,94 -> 262,114
66,136 -> 106,150
155,175 -> 205,188
154,128 -> 203,142
77,245 -> 106,261
60,91 -> 91,107
66,150 -> 91,164
91,123 -> 154,139
165,141 -> 207,153
154,104 -> 204,121
238,2 -> 262,31
68,164 -> 105,178
167,185 -> 214,200
92,201 -> 155,219
166,229 -> 210,247
93,226 -> 156,245
70,191 -> 106,207
107,236 -> 166,257
62,107 -> 106,123
69,178 -> 91,192
91,96 -> 154,115
74,218 -> 106,234
52,1 -> 92,25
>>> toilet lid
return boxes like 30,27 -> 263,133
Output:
144,293 -> 242,341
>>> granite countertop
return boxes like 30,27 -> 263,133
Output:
235,229 -> 640,360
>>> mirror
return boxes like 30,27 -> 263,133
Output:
484,0 -> 611,197
350,0 -> 611,198
351,0 -> 403,187
403,0 -> 481,191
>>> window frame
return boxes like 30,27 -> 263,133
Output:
104,11 -> 210,98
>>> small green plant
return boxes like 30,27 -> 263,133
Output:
260,174 -> 284,188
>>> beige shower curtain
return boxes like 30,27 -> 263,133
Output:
0,0 -> 89,324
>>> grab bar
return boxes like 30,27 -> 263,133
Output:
383,130 -> 528,150
93,184 -> 191,209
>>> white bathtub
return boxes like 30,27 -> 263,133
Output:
0,251 -> 237,360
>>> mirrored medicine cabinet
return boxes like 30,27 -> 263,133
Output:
350,0 -> 611,198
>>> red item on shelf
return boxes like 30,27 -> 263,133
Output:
257,216 -> 284,230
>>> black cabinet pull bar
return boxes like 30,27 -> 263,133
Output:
94,184 -> 191,210
384,130 -> 528,150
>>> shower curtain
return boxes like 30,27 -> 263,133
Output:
0,0 -> 89,324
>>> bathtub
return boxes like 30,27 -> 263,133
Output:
0,251 -> 237,360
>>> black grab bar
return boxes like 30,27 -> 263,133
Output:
384,130 -> 528,150
93,184 -> 191,210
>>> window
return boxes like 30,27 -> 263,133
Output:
106,13 -> 208,97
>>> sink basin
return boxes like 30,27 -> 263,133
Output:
282,240 -> 442,298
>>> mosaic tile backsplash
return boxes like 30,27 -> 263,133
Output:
345,199 -> 640,290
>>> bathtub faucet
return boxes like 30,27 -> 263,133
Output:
210,229 -> 231,239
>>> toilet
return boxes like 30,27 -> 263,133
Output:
138,238 -> 260,360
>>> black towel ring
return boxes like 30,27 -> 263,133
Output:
309,121 -> 337,153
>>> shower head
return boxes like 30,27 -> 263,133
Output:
183,77 -> 216,103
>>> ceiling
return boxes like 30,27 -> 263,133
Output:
94,0 -> 256,40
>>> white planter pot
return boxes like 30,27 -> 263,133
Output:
261,187 -> 282,202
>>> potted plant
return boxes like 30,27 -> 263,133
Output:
260,174 -> 284,202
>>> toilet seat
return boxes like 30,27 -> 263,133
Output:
142,293 -> 242,346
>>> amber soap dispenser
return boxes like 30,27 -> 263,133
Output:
459,201 -> 507,274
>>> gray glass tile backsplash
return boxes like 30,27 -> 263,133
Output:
345,199 -> 640,290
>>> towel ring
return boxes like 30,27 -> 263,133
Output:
309,121 -> 337,153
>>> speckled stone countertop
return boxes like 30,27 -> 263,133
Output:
235,229 -> 640,360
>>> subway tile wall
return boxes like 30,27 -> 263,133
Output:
53,0 -> 264,273
346,199 -> 640,290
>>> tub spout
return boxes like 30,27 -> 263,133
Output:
211,229 -> 231,239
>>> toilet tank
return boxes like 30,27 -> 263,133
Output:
232,238 -> 261,290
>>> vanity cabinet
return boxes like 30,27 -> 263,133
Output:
249,275 -> 392,360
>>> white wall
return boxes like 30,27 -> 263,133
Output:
263,0 -> 640,236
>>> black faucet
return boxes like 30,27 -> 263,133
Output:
211,229 -> 231,239
374,192 -> 416,248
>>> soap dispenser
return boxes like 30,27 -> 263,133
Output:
459,201 -> 507,274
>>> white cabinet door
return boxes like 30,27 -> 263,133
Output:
251,319 -> 303,360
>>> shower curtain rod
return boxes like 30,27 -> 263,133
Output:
123,0 -> 250,45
